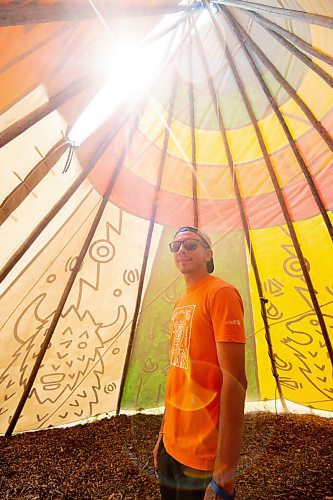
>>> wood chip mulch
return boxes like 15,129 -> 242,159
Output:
0,412 -> 332,499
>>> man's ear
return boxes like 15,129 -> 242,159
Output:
206,248 -> 213,262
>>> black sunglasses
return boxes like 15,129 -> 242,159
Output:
169,238 -> 209,253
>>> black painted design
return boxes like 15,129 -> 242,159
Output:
0,210 -> 140,430
281,312 -> 333,400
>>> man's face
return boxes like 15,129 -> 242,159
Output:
172,231 -> 212,276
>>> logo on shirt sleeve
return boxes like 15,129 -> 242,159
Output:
226,319 -> 241,325
170,305 -> 196,369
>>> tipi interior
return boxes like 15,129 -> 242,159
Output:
0,0 -> 332,440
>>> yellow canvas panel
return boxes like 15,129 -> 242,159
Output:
312,55 -> 333,78
277,99 -> 312,135
139,97 -> 168,143
311,24 -> 333,59
257,113 -> 286,154
140,98 -> 322,167
226,126 -> 262,164
139,74 -> 331,168
166,119 -> 193,161
192,128 -> 228,165
139,96 -> 262,165
296,72 -> 333,121
249,215 -> 333,411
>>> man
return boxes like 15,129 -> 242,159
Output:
153,226 -> 247,499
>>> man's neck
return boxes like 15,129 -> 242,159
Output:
183,269 -> 209,288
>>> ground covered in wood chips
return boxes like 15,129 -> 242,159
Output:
0,412 -> 332,499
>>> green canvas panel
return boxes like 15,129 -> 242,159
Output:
122,226 -> 259,411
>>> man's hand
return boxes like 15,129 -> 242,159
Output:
204,480 -> 235,499
204,483 -> 216,499
153,434 -> 163,473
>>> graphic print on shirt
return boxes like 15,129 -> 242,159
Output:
170,305 -> 196,369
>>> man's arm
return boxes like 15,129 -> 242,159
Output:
209,342 -> 247,496
153,413 -> 165,471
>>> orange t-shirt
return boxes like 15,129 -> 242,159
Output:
163,274 -> 246,471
